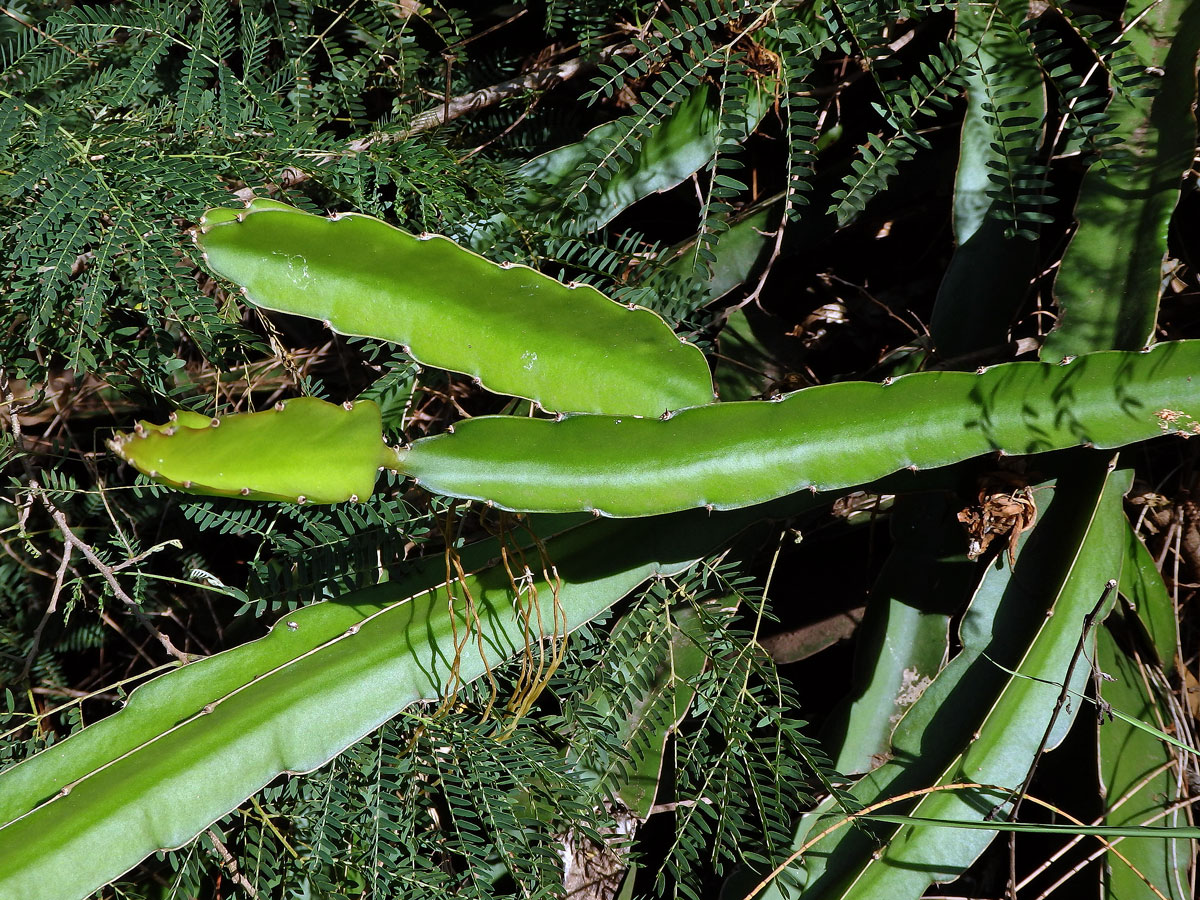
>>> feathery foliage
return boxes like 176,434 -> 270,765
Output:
3,0 -> 1197,898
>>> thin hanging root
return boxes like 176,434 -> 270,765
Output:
431,508 -> 568,737
514,540 -> 544,699
533,528 -> 568,679
504,536 -> 547,720
447,542 -> 499,722
496,513 -> 537,706
434,503 -> 498,720
496,524 -> 542,727
434,508 -> 465,716
525,526 -> 568,696
499,525 -> 567,731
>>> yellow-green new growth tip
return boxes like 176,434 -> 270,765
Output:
110,398 -> 396,504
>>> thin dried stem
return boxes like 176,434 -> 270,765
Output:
273,44 -> 635,190
206,828 -> 260,898
20,539 -> 72,679
30,482 -> 192,664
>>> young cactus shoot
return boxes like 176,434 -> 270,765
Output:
110,398 -> 400,504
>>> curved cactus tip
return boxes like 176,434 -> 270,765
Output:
198,197 -> 301,233
197,206 -> 241,230
111,397 -> 387,505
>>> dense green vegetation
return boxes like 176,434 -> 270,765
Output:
2,1 -> 1198,898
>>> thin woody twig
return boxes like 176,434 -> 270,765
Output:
401,44 -> 633,137
0,532 -> 53,579
30,482 -> 193,664
97,603 -> 157,666
273,44 -> 635,190
0,7 -> 93,63
20,538 -> 72,680
31,685 -> 121,702
1,366 -> 36,481
207,828 -> 260,898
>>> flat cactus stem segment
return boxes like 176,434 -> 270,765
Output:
110,398 -> 391,504
399,343 -> 1200,517
196,201 -> 715,417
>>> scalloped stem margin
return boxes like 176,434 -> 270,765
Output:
0,510 -> 771,900
196,200 -> 715,417
400,342 -> 1200,516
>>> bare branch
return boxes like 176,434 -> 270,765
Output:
401,44 -> 633,138
207,829 -> 260,898
30,482 -> 194,664
21,539 -> 73,680
269,44 -> 634,192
